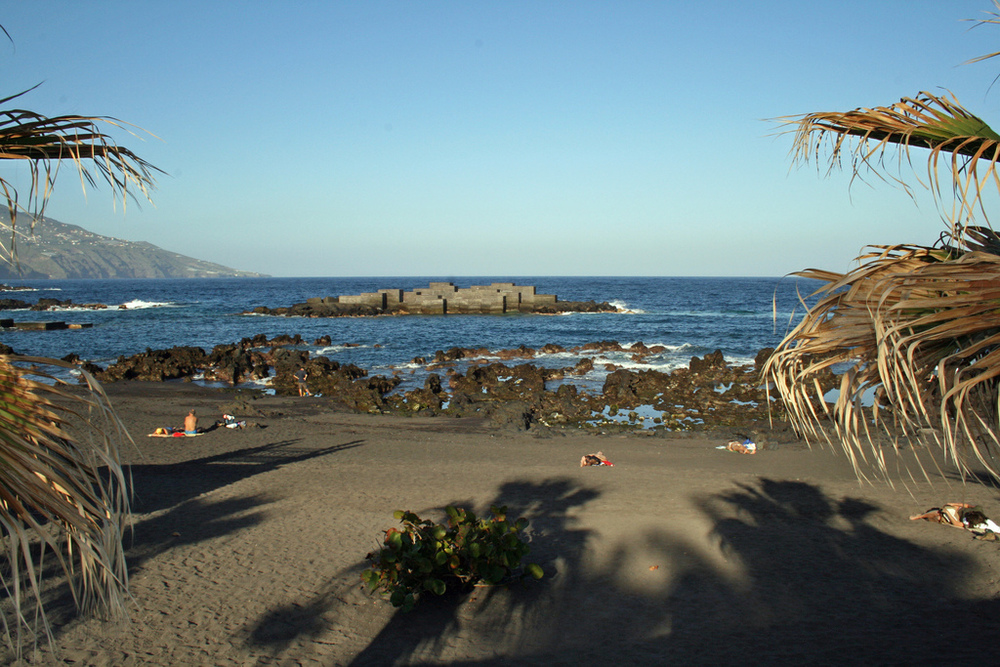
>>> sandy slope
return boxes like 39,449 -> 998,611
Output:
8,382 -> 1000,666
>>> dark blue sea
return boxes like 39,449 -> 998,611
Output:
0,277 -> 818,392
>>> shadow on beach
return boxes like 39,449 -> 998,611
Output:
123,438 -> 365,568
249,476 -> 1000,665
12,436 -> 367,651
246,477 -> 599,663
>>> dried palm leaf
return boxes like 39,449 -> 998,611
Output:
766,240 -> 1000,484
0,87 -> 160,268
776,90 -> 1000,237
0,355 -> 132,653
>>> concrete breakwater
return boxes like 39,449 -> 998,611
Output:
247,282 -> 618,317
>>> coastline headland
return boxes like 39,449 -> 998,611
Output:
247,282 -> 618,317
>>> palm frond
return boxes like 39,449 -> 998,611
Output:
0,355 -> 132,653
0,88 -> 161,269
777,91 -> 1000,236
964,0 -> 1000,64
766,241 -> 1000,484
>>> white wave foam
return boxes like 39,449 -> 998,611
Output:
316,344 -> 369,355
726,354 -> 756,367
617,341 -> 693,353
609,299 -> 645,314
119,299 -> 175,310
46,305 -> 106,312
389,361 -> 425,370
535,350 -> 578,360
609,358 -> 689,373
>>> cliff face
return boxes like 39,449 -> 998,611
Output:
0,215 -> 267,279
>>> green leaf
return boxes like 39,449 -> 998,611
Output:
423,578 -> 447,596
387,531 -> 402,550
484,565 -> 506,584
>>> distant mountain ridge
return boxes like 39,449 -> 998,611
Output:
0,214 -> 267,279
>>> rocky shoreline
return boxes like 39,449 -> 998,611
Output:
1,296 -> 114,311
23,334 -> 838,445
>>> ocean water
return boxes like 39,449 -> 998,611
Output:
0,276 -> 819,391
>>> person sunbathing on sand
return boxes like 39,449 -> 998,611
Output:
726,439 -> 757,454
184,410 -> 198,435
910,502 -> 1000,536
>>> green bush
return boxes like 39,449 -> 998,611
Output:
361,505 -> 543,611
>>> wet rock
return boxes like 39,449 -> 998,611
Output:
689,349 -> 726,373
96,346 -> 209,382
496,345 -> 536,360
539,384 -> 594,424
0,298 -> 31,309
33,298 -> 107,310
484,400 -> 536,431
268,333 -> 305,347
577,341 -> 624,353
79,361 -> 104,377
205,343 -> 269,385
395,373 -> 448,413
433,347 -> 489,363
245,302 -> 382,318
754,347 -> 774,371
533,300 -> 617,314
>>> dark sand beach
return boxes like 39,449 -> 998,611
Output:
11,382 -> 1000,665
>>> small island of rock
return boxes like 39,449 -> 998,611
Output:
247,282 -> 618,317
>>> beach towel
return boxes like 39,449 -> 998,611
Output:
148,428 -> 204,438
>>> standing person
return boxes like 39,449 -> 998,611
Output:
294,367 -> 312,396
184,410 -> 198,435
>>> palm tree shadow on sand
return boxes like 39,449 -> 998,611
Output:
38,438 -> 365,634
247,477 -> 600,664
651,478 -> 1000,665
124,438 -> 366,561
498,477 -> 1000,665
249,476 -> 1000,665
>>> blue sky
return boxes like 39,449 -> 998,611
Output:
2,1 -> 999,277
